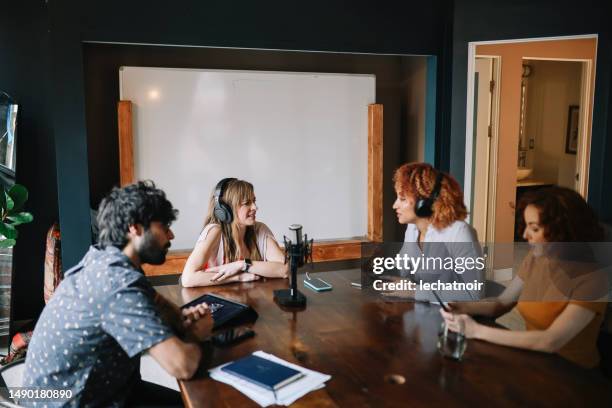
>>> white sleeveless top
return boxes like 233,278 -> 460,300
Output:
196,222 -> 276,267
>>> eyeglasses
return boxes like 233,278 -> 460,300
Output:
150,221 -> 172,233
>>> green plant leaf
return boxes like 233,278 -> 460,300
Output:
0,222 -> 17,240
8,212 -> 33,225
4,192 -> 13,211
0,239 -> 16,248
8,184 -> 28,213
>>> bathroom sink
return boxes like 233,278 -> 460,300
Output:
516,167 -> 533,180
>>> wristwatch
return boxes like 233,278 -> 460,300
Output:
243,258 -> 253,273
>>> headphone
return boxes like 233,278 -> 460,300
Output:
213,178 -> 236,224
414,171 -> 444,218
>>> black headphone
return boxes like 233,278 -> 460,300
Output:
414,171 -> 444,218
213,178 -> 236,224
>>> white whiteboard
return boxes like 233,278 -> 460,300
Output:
120,67 -> 375,250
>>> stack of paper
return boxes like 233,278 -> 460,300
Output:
209,350 -> 331,406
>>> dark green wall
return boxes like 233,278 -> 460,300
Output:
1,1 -> 58,324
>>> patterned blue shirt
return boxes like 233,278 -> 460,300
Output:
23,246 -> 174,407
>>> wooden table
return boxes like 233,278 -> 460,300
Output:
155,269 -> 612,407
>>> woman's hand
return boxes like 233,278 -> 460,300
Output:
439,308 -> 481,339
207,261 -> 244,282
235,272 -> 260,282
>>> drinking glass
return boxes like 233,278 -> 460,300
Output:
437,319 -> 467,360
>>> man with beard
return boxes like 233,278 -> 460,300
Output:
24,181 -> 213,407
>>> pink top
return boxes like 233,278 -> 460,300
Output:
196,222 -> 276,267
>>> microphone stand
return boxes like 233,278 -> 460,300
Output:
274,225 -> 312,308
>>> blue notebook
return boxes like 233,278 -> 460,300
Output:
221,354 -> 305,391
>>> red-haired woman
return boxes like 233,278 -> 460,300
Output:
441,186 -> 608,368
393,162 -> 485,301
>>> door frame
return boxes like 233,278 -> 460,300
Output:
470,55 -> 501,245
463,34 -> 598,214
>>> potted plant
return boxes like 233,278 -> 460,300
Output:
0,184 -> 32,343
0,184 -> 33,248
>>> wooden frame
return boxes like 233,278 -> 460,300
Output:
565,104 -> 579,154
368,104 -> 383,242
118,101 -> 383,275
117,101 -> 135,186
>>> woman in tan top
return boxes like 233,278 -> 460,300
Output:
441,186 -> 608,368
181,178 -> 288,287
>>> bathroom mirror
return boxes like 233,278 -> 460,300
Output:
0,92 -> 18,176
517,64 -> 531,168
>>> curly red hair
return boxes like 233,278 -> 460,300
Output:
393,162 -> 467,229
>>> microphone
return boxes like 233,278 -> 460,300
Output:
287,224 -> 310,268
289,224 -> 303,245
274,224 -> 313,307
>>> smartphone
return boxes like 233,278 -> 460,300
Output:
211,327 -> 255,347
304,277 -> 333,292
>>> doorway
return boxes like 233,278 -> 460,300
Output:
515,58 -> 591,238
518,58 -> 592,191
464,35 -> 597,275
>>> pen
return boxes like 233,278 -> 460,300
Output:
431,290 -> 450,312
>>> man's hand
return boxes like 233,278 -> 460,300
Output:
182,303 -> 209,328
182,303 -> 214,342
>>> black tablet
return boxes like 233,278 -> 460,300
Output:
181,293 -> 258,329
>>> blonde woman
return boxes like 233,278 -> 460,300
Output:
181,178 -> 288,287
